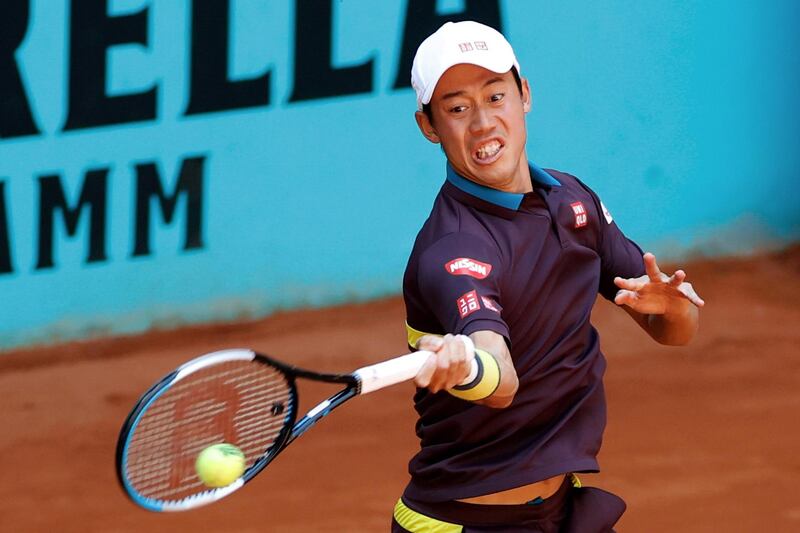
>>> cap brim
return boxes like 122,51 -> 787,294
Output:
420,56 -> 518,108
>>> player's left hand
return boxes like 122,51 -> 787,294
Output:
613,252 -> 705,315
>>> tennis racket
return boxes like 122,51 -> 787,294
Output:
116,347 -> 479,512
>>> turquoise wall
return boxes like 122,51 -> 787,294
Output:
1,0 -> 798,349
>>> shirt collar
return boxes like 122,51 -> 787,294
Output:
444,162 -> 561,212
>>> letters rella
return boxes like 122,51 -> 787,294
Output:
444,258 -> 493,279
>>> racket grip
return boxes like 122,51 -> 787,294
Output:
354,350 -> 479,395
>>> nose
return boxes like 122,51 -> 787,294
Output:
469,105 -> 495,135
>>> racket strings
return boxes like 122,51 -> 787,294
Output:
124,360 -> 293,502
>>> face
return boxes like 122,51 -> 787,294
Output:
416,64 -> 532,193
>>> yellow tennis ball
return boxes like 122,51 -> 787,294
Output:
195,443 -> 246,488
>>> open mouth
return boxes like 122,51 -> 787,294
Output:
474,139 -> 504,163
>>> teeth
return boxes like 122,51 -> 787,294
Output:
476,141 -> 501,160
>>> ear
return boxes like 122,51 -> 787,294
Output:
520,77 -> 532,113
415,111 -> 441,144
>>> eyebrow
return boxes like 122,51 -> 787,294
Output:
440,77 -> 506,101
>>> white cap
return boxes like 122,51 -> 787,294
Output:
411,21 -> 520,111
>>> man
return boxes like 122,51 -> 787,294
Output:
392,21 -> 704,533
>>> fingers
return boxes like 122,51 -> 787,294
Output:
414,353 -> 438,388
414,335 -> 443,388
666,269 -> 704,307
413,334 -> 474,392
643,252 -> 664,282
616,253 -> 668,293
614,275 -> 647,291
416,335 -> 444,352
614,289 -> 638,307
616,256 -> 705,311
434,336 -> 466,391
678,281 -> 705,307
667,270 -> 686,287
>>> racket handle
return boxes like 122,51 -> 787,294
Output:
354,350 -> 479,395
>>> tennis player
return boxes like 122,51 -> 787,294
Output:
392,21 -> 704,532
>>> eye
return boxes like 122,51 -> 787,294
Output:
449,105 -> 468,114
490,93 -> 505,103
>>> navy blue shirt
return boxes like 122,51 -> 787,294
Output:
402,163 -> 645,502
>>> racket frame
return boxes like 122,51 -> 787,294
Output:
116,349 -> 364,511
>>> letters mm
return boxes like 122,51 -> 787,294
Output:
0,155 -> 206,275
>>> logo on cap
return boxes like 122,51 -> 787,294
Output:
458,41 -> 488,53
445,258 -> 493,279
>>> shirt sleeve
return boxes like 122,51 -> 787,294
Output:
416,232 -> 510,341
589,193 -> 647,301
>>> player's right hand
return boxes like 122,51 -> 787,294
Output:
414,334 -> 475,393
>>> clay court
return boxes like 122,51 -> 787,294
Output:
1,247 -> 798,532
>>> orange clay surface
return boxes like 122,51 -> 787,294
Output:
1,247 -> 798,532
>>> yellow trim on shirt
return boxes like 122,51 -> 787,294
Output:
393,498 -> 462,532
406,322 -> 439,348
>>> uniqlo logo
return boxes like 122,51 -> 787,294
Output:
571,202 -> 588,228
457,290 -> 480,319
458,42 -> 474,52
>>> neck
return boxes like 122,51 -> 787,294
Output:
448,155 -> 533,194
488,154 -> 532,194
506,154 -> 533,194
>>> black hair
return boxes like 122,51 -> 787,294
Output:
421,66 -> 523,126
